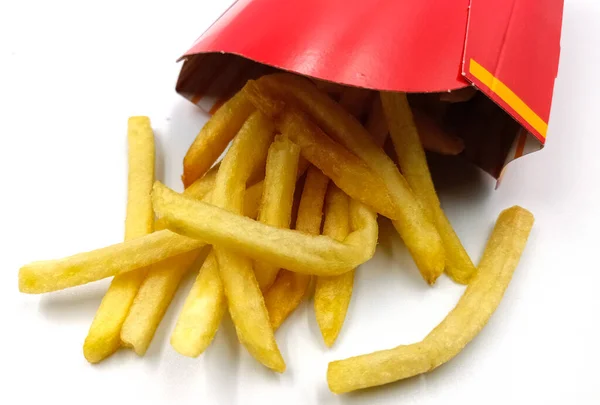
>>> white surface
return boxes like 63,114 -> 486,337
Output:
1,1 -> 599,404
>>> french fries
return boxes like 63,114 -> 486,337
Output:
244,81 -> 397,219
170,251 -> 225,357
251,74 -> 445,284
315,185 -> 354,347
327,206 -> 534,393
152,182 -> 378,276
254,136 -> 301,291
83,116 -> 155,363
380,92 -> 476,284
17,68 -> 537,396
123,110 -> 276,357
264,166 -> 329,330
182,91 -> 254,187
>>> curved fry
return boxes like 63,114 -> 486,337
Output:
265,166 -> 329,330
327,206 -> 534,393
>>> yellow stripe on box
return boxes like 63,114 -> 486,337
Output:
469,59 -> 547,139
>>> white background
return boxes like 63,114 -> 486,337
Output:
1,1 -> 599,404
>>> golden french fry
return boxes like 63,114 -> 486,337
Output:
381,92 -> 476,284
170,251 -> 225,357
327,206 -> 534,393
83,116 -> 155,363
252,74 -> 445,284
18,229 -> 203,294
365,96 -> 388,148
265,166 -> 329,330
339,86 -> 373,120
254,136 -> 301,291
120,250 -> 200,355
208,111 -> 284,372
123,111 -> 276,358
315,185 -> 353,347
244,81 -> 397,220
153,182 -> 378,277
182,91 -> 255,188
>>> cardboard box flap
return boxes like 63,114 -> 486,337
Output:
463,0 -> 563,144
182,0 -> 471,92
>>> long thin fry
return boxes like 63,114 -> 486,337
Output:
182,91 -> 254,187
184,163 -> 220,200
381,92 -> 476,284
265,166 -> 329,330
244,81 -> 396,219
19,174 -> 267,295
315,185 -> 353,347
152,182 -> 378,276
250,75 -> 445,283
254,136 -> 300,291
122,111 -> 276,357
83,116 -> 155,363
327,206 -> 534,393
18,230 -> 203,294
170,251 -> 225,357
209,111 -> 284,372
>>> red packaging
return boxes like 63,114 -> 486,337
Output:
175,0 -> 563,179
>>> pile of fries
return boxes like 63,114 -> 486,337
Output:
18,73 -> 534,393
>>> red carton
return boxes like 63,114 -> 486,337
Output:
175,0 -> 563,180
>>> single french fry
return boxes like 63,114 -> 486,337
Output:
83,116 -> 155,363
251,74 -> 445,284
381,92 -> 476,284
120,250 -> 201,355
265,166 -> 329,330
170,251 -> 225,357
327,206 -> 534,393
254,136 -> 301,291
182,91 -> 255,187
122,111 -> 276,358
18,230 -> 203,294
153,182 -> 378,277
339,86 -> 373,120
244,81 -> 396,220
315,185 -> 353,347
206,111 -> 284,372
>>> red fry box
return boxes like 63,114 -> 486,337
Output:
175,0 -> 563,180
